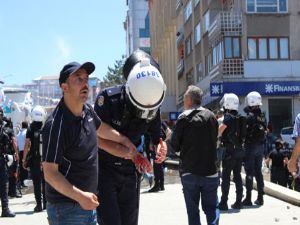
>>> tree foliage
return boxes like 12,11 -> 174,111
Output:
102,55 -> 126,87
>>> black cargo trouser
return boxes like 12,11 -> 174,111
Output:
30,159 -> 46,207
221,155 -> 243,202
0,158 -> 9,210
97,163 -> 139,225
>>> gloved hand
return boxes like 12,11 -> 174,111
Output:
155,138 -> 167,163
132,153 -> 153,173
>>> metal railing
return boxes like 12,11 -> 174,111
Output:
177,59 -> 184,77
209,11 -> 243,44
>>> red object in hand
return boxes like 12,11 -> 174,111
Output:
133,153 -> 153,173
155,138 -> 167,164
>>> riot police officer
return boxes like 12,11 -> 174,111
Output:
218,93 -> 246,210
23,105 -> 47,212
94,49 -> 167,225
0,108 -> 15,217
242,91 -> 267,206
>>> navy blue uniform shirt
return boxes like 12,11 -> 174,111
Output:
42,99 -> 101,203
94,85 -> 161,165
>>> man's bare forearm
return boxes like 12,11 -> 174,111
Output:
42,162 -> 85,203
98,138 -> 132,159
290,139 -> 300,162
97,122 -> 128,144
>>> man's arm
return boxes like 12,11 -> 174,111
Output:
42,162 -> 99,210
96,122 -> 136,153
11,136 -> 19,161
170,118 -> 185,153
288,137 -> 300,173
22,138 -> 31,168
98,137 -> 136,160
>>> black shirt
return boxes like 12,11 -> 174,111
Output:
26,121 -> 43,160
170,107 -> 218,176
42,99 -> 101,203
269,149 -> 285,169
94,85 -> 161,166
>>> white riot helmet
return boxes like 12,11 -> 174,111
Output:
5,154 -> 14,167
245,91 -> 262,107
220,93 -> 239,111
31,105 -> 46,122
124,50 -> 166,120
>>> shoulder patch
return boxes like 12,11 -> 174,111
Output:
97,96 -> 104,106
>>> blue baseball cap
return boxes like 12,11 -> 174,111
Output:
59,61 -> 95,86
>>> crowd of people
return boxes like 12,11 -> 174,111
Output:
1,50 -> 300,225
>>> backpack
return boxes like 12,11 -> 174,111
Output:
248,114 -> 266,143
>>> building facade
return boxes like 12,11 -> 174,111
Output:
149,0 -> 178,120
152,0 -> 300,134
125,0 -> 151,55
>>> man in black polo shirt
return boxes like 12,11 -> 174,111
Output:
42,61 -> 136,225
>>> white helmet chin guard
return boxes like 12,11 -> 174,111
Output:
125,57 -> 166,120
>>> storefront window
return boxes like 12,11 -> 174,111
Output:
248,38 -> 257,59
280,38 -> 289,59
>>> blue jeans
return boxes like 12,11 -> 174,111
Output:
181,174 -> 220,225
47,202 -> 97,225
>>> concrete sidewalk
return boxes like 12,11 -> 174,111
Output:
1,183 -> 300,225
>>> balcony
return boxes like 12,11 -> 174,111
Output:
176,0 -> 183,15
176,28 -> 184,46
208,12 -> 243,45
209,58 -> 244,80
177,59 -> 184,77
177,93 -> 184,109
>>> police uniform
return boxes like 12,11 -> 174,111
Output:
219,111 -> 244,209
243,108 -> 267,205
94,85 -> 161,225
0,119 -> 15,217
26,121 -> 46,211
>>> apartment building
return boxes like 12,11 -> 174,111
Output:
158,0 -> 300,134
125,0 -> 151,55
149,0 -> 177,120
23,75 -> 101,107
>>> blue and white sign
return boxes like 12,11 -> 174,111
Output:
169,112 -> 181,121
210,81 -> 300,97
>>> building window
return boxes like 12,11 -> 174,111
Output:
224,37 -> 241,59
280,38 -> 289,59
204,10 -> 210,32
185,35 -> 192,56
196,63 -> 203,82
195,22 -> 201,44
247,0 -> 288,13
184,0 -> 192,22
186,69 -> 194,86
247,37 -> 289,60
258,38 -> 267,59
194,0 -> 200,7
248,38 -> 257,59
206,41 -> 224,73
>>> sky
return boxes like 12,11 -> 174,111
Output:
0,0 -> 127,85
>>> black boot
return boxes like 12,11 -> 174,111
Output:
148,185 -> 160,193
1,208 -> 16,217
34,204 -> 43,212
242,193 -> 253,206
219,200 -> 228,211
160,183 -> 165,191
231,201 -> 243,209
254,195 -> 264,206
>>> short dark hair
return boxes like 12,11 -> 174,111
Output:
21,121 -> 28,129
185,85 -> 203,106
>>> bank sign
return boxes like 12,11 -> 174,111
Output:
210,81 -> 300,97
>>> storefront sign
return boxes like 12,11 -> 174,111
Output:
210,81 -> 300,97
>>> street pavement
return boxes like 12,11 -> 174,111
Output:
1,182 -> 300,225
